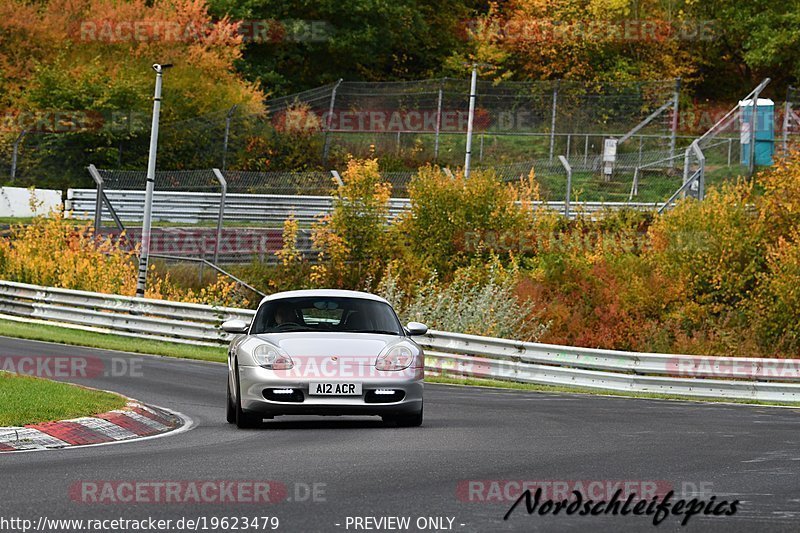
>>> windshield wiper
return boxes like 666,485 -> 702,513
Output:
348,329 -> 401,335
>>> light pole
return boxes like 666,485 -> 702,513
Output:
136,63 -> 172,298
464,64 -> 478,178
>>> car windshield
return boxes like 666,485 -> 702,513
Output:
251,296 -> 404,335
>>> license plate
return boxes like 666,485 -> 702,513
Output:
309,382 -> 362,395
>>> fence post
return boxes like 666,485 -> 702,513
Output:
222,104 -> 238,172
322,79 -> 343,163
782,86 -> 792,154
699,154 -> 706,201
565,133 -> 571,157
670,78 -> 681,161
549,81 -> 559,163
749,84 -> 763,176
584,134 -> 589,166
464,65 -> 478,178
10,130 -> 26,182
629,167 -> 639,200
211,168 -> 227,265
728,138 -> 733,166
434,80 -> 444,161
681,146 -> 691,199
136,63 -> 170,298
638,136 -> 643,166
558,155 -> 571,219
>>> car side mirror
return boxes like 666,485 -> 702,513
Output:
222,319 -> 250,334
406,322 -> 428,336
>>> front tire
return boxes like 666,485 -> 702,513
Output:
226,379 -> 236,424
234,360 -> 262,429
384,405 -> 423,427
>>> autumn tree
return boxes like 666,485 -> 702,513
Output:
449,0 -> 698,84
0,0 -> 264,188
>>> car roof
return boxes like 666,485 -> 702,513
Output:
258,289 -> 391,307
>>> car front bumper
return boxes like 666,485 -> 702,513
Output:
238,364 -> 424,417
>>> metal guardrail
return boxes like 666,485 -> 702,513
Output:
66,189 -> 667,224
1,279 -> 797,402
67,189 -> 411,225
0,280 -> 253,346
419,331 -> 800,403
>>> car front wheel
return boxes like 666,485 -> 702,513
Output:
226,379 -> 236,424
234,360 -> 262,429
384,405 -> 423,427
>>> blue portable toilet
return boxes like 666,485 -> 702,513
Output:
739,98 -> 774,166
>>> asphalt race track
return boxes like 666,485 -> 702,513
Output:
1,335 -> 799,532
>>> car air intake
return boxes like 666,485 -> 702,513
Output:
263,388 -> 304,403
364,389 -> 405,403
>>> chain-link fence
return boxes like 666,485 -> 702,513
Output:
72,161 -> 685,268
2,77 -> 683,186
783,86 -> 800,153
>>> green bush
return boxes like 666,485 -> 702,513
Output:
310,158 -> 394,288
378,262 -> 546,340
397,165 -> 533,275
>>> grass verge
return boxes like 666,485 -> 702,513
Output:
0,318 -> 798,408
0,318 -> 226,363
0,373 -> 126,426
426,375 -> 800,407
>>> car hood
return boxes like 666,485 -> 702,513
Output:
254,332 -> 403,360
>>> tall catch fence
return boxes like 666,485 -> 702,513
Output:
65,79 -> 777,270
2,77 -> 683,186
783,86 -> 800,153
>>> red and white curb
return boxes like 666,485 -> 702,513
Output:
0,401 -> 189,452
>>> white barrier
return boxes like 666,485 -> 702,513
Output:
0,187 -> 61,218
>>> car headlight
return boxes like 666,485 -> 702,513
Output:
253,344 -> 294,370
376,344 -> 416,371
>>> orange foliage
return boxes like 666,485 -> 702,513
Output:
0,209 -> 249,307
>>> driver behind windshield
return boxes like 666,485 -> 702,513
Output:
272,304 -> 298,327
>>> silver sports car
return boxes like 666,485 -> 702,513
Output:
223,289 -> 427,428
